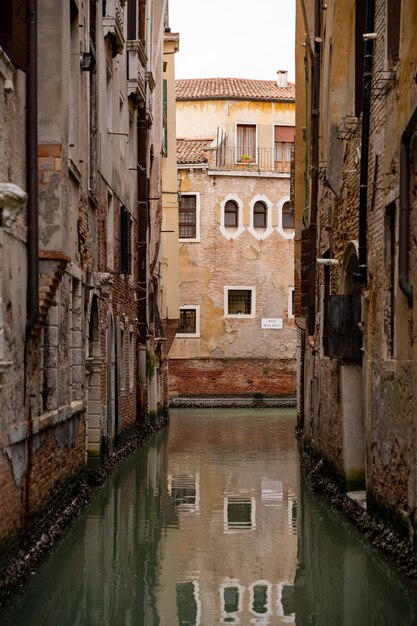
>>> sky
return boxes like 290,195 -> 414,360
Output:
168,0 -> 296,83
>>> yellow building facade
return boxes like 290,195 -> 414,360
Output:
169,77 -> 297,402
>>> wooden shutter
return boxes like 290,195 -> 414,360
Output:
327,292 -> 362,361
120,205 -> 132,274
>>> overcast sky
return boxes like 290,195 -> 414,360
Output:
168,0 -> 296,82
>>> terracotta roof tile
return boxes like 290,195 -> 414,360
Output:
177,138 -> 213,164
176,78 -> 295,101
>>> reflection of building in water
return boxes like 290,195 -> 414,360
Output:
157,411 -> 298,625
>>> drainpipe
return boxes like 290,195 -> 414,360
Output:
398,105 -> 417,307
307,0 -> 321,341
358,0 -> 376,285
26,0 -> 39,335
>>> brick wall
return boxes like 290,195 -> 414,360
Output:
169,357 -> 296,398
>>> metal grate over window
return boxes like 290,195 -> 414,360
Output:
179,195 -> 197,238
179,308 -> 196,333
227,289 -> 252,315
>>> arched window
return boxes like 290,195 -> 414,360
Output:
224,200 -> 238,227
282,201 -> 294,229
253,201 -> 267,228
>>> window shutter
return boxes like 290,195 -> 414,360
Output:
163,79 -> 168,156
120,205 -> 132,274
327,293 -> 362,361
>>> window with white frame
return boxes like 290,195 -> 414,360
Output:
224,496 -> 256,532
224,287 -> 255,317
179,192 -> 200,241
274,125 -> 294,172
236,123 -> 256,162
282,201 -> 295,229
177,305 -> 200,337
253,201 -> 267,228
224,200 -> 238,227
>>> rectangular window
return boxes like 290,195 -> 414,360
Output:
288,286 -> 295,319
177,305 -> 200,337
0,0 -> 27,70
237,124 -> 256,162
224,496 -> 256,532
274,126 -> 294,172
107,191 -> 114,270
387,0 -> 401,67
129,329 -> 134,389
163,79 -> 168,156
120,204 -> 132,274
179,193 -> 199,240
225,287 -> 255,317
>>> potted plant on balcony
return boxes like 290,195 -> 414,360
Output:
238,154 -> 254,170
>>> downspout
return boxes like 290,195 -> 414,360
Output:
307,0 -> 321,342
137,110 -> 148,422
398,105 -> 417,307
26,0 -> 39,335
358,0 -> 376,285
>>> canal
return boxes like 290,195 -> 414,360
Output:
1,408 -> 417,625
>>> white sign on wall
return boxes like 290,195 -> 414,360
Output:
261,318 -> 283,329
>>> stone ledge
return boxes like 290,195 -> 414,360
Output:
7,400 -> 87,446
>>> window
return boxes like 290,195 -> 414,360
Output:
107,191 -> 114,270
0,0 -> 27,69
224,200 -> 238,227
355,0 -> 366,117
288,286 -> 295,318
120,204 -> 132,274
387,0 -> 401,67
177,305 -> 200,337
237,124 -> 256,162
253,201 -> 267,228
224,496 -> 256,531
282,201 -> 294,229
129,329 -> 134,389
179,193 -> 200,240
169,474 -> 199,512
176,582 -> 199,626
224,287 -> 255,317
274,126 -> 294,172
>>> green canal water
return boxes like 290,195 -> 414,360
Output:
1,408 -> 416,625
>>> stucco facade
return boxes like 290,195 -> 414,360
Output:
0,0 -> 178,558
169,78 -> 297,399
295,0 -> 417,545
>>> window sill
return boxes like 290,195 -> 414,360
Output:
179,238 -> 200,243
176,333 -> 200,338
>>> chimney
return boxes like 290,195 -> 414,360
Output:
276,70 -> 288,88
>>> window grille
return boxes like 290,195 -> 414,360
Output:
179,195 -> 196,238
179,308 -> 196,334
227,289 -> 252,315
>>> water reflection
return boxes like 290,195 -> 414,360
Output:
0,408 -> 416,625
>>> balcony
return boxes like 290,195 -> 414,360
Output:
213,146 -> 291,174
103,0 -> 126,57
127,40 -> 146,104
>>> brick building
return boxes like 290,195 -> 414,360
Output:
0,0 -> 178,554
295,0 -> 417,544
169,77 -> 297,400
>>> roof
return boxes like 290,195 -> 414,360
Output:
176,78 -> 295,102
177,138 -> 213,164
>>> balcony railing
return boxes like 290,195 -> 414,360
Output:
213,147 -> 291,174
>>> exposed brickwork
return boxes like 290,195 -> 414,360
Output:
169,358 -> 296,397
